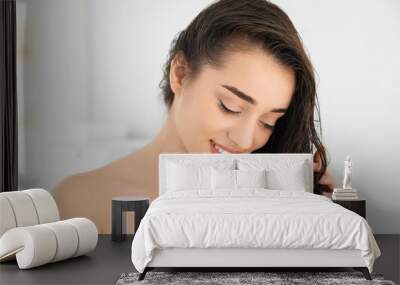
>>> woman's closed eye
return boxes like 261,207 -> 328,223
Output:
218,99 -> 274,131
218,99 -> 241,115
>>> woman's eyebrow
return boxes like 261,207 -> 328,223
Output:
220,84 -> 287,113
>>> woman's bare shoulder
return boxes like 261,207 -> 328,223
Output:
52,147 -> 158,233
52,168 -> 104,202
53,146 -> 155,199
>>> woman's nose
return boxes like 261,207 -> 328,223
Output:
227,120 -> 257,152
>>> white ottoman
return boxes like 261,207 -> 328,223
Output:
0,189 -> 98,269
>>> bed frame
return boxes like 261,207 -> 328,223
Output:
138,153 -> 372,281
140,248 -> 371,280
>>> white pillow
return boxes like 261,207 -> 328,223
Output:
236,169 -> 268,189
237,158 -> 309,191
166,162 -> 212,191
211,168 -> 236,190
266,162 -> 307,191
211,168 -> 268,190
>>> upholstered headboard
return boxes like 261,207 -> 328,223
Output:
159,153 -> 313,195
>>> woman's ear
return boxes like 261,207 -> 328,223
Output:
169,52 -> 189,96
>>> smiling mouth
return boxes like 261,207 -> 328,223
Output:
210,139 -> 242,154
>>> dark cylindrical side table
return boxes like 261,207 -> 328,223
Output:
111,196 -> 149,242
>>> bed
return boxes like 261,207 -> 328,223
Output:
130,153 -> 381,281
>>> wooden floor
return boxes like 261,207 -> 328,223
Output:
0,234 -> 398,285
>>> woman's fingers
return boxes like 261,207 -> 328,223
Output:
313,162 -> 336,190
313,151 -> 337,191
319,172 -> 336,188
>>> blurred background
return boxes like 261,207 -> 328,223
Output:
16,0 -> 400,234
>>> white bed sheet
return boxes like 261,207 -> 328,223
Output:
131,189 -> 381,273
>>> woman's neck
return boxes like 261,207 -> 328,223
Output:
147,114 -> 187,154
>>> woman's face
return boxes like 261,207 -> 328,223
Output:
170,47 -> 295,154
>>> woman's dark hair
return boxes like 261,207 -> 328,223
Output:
158,0 -> 331,195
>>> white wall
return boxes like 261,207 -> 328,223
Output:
16,0 -> 400,234
277,0 -> 400,234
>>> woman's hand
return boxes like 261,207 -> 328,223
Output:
314,151 -> 336,198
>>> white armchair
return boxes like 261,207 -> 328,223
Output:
0,188 -> 98,269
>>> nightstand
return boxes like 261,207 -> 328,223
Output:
332,199 -> 366,219
111,196 -> 150,242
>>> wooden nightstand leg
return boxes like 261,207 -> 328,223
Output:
112,201 -> 125,242
354,267 -> 372,280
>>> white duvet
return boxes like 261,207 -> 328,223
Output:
131,189 -> 381,273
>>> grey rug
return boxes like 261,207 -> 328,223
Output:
116,271 -> 397,285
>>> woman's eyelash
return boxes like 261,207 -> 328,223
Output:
218,99 -> 274,131
218,100 -> 241,115
261,122 -> 274,130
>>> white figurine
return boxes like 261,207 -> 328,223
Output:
342,155 -> 352,190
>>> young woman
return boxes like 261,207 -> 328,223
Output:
54,0 -> 336,234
